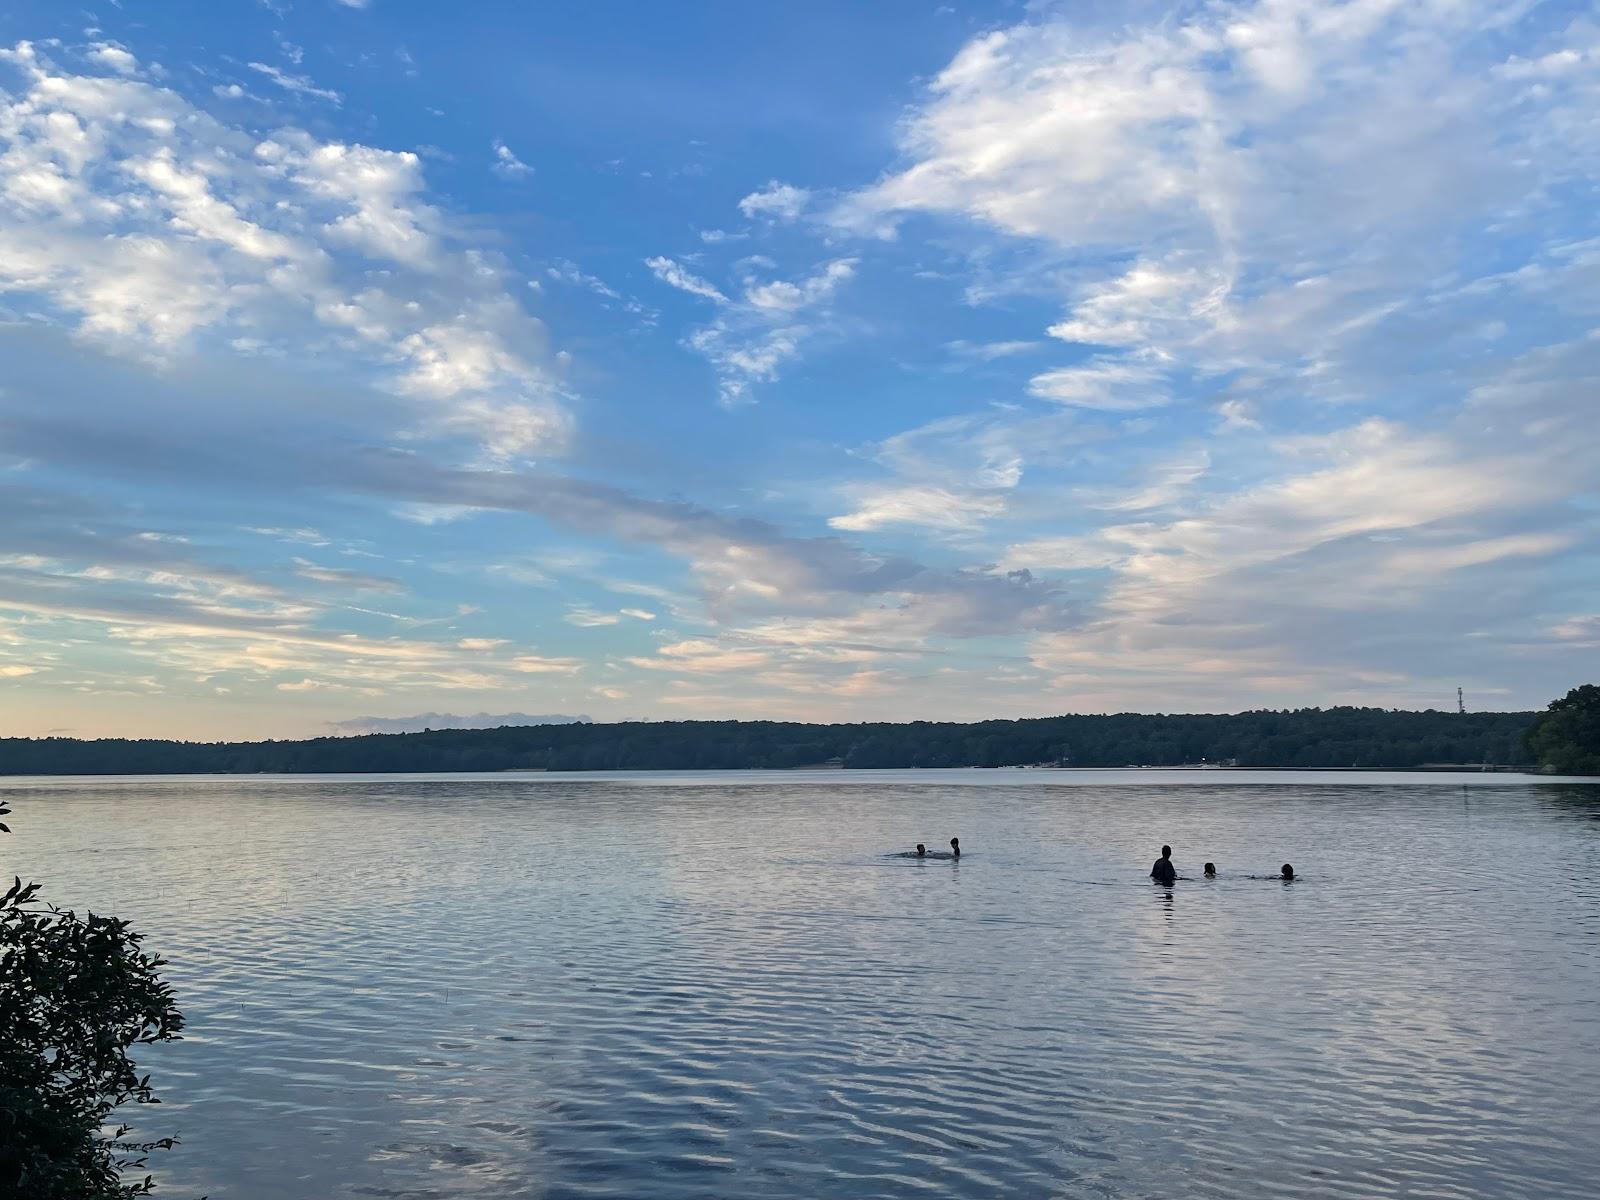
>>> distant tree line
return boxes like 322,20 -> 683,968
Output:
0,707 -> 1547,775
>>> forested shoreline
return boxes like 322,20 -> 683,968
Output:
0,707 -> 1540,775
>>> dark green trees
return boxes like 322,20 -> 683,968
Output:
0,708 -> 1542,773
0,796 -> 190,1198
1526,684 -> 1600,775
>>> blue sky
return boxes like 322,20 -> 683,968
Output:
1,0 -> 1596,739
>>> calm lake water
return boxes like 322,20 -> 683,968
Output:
5,770 -> 1600,1199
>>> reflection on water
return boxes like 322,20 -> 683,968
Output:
4,772 -> 1599,1199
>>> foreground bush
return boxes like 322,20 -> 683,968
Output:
0,795 -> 190,1198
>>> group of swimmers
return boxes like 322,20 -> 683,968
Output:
1150,844 -> 1294,883
899,839 -> 1293,881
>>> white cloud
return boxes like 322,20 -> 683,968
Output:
1045,261 -> 1229,352
125,148 -> 300,260
491,138 -> 532,178
0,531 -> 606,700
86,44 -> 138,76
1092,448 -> 1210,512
742,258 -> 854,312
1027,358 -> 1168,410
277,137 -> 437,265
738,180 -> 810,222
0,40 -> 568,458
1008,410 -> 1593,706
564,606 -> 621,627
841,23 -> 1216,244
247,62 -> 342,105
560,604 -> 652,624
829,485 -> 1008,533
1494,47 -> 1591,82
842,0 -> 1600,411
996,536 -> 1123,574
626,638 -> 772,673
644,256 -> 726,302
829,406 -> 1087,535
681,258 -> 856,405
547,259 -> 622,300
293,559 -> 404,592
1216,398 -> 1260,431
511,655 -> 583,674
945,339 -> 1040,360
1550,616 -> 1600,646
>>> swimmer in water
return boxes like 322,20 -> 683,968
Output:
1150,844 -> 1177,886
915,843 -> 926,858
1203,862 -> 1217,878
1280,863 -> 1295,881
949,837 -> 960,859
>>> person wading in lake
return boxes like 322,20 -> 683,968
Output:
1150,845 -> 1177,885
949,837 -> 960,859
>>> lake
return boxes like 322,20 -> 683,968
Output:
5,770 -> 1599,1199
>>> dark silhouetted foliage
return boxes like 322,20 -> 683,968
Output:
0,706 -> 1538,775
0,796 -> 191,1199
1526,685 -> 1600,775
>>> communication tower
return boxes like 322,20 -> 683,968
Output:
1457,687 -> 1465,715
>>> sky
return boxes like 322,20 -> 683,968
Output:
0,0 -> 1596,740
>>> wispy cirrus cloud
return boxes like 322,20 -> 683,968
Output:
644,256 -> 725,303
663,256 -> 857,407
247,61 -> 342,104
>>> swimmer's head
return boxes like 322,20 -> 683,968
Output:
1161,845 -> 1172,859
950,837 -> 960,854
1203,862 -> 1216,876
916,843 -> 926,856
1281,863 -> 1295,880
